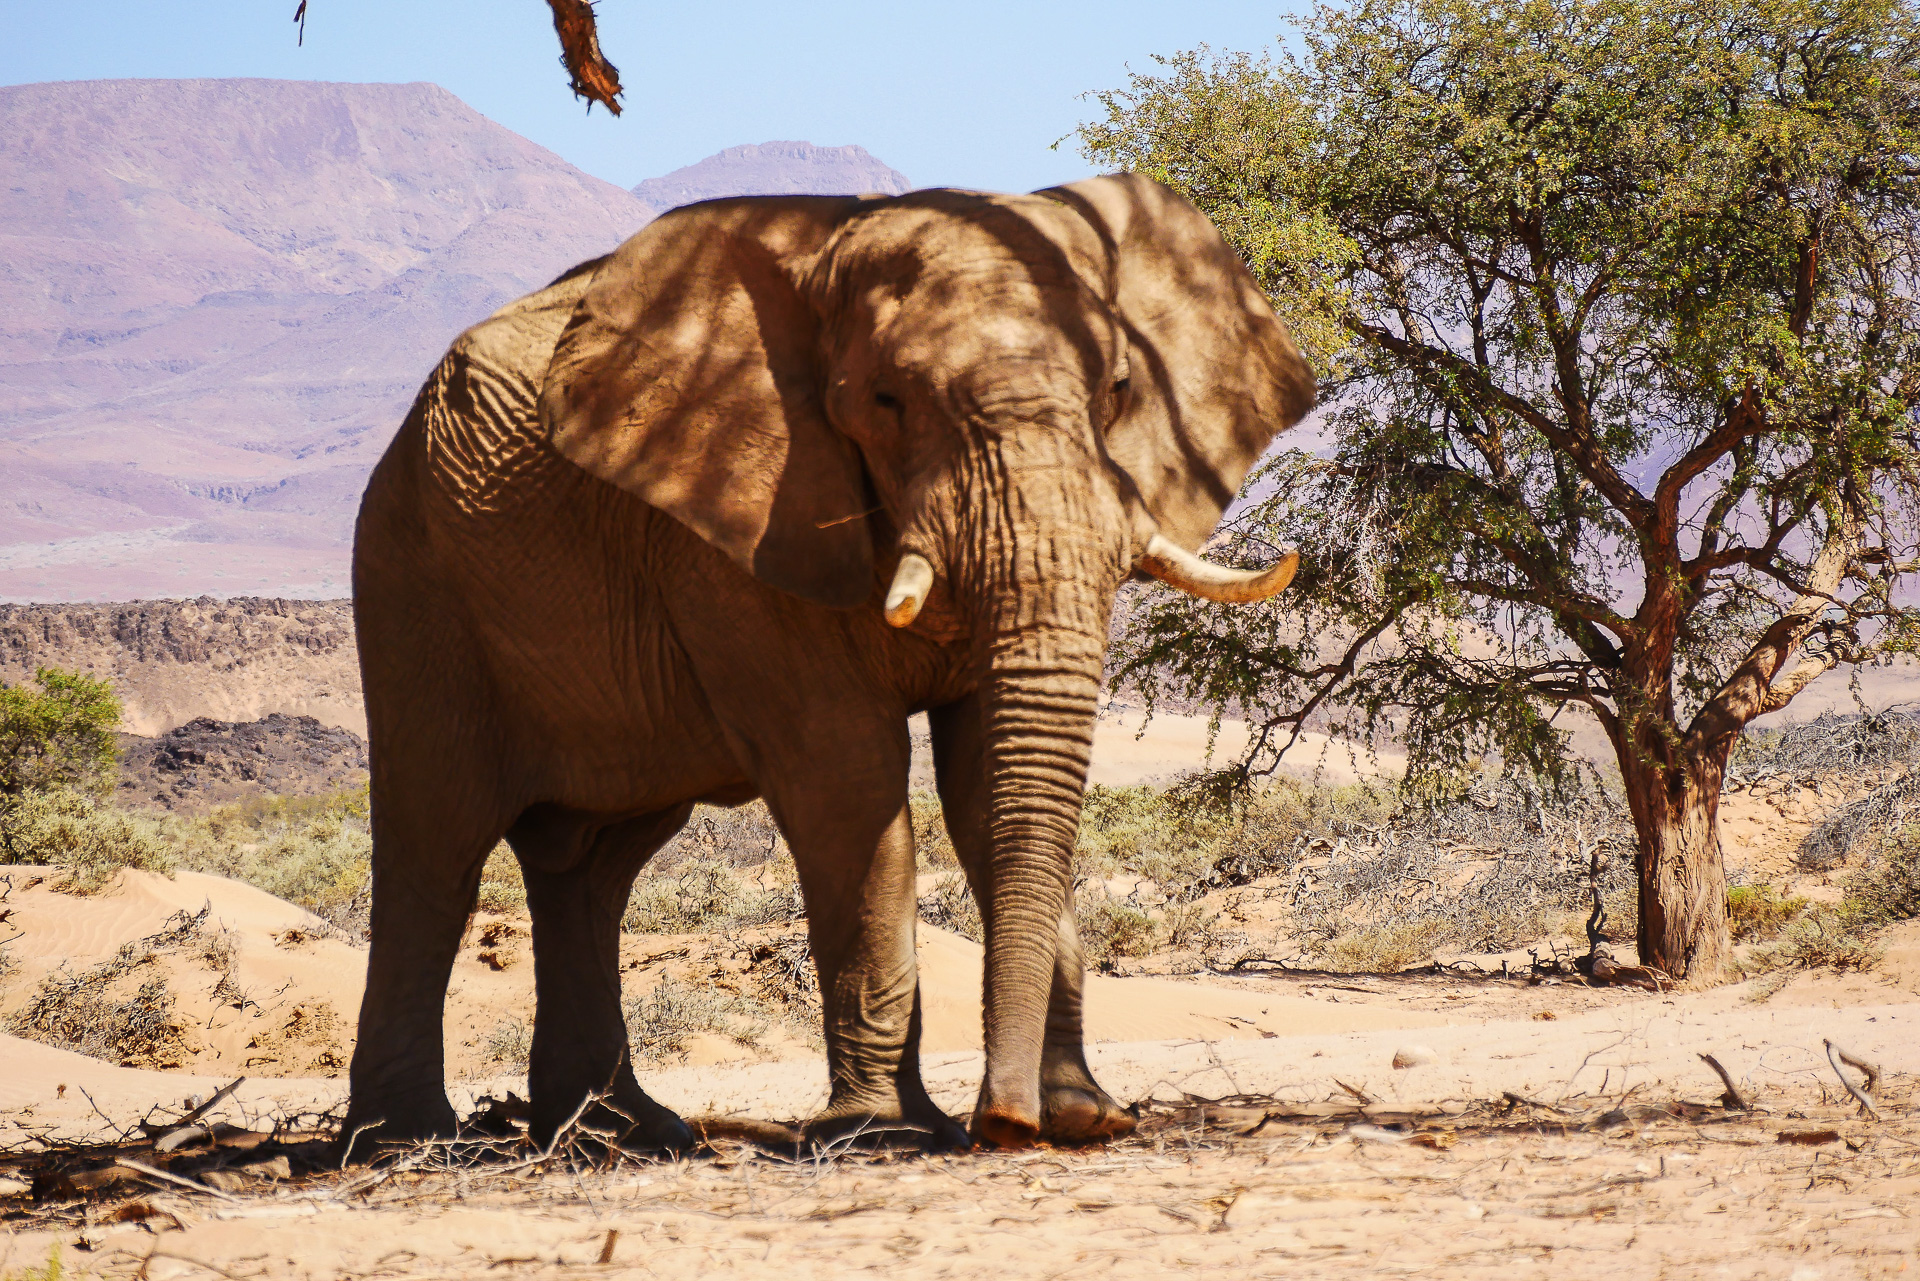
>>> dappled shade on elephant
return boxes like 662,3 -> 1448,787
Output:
346,174 -> 1316,1153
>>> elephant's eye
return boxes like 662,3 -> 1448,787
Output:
1112,377 -> 1131,400
875,391 -> 902,412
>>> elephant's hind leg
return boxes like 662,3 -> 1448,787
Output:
346,792 -> 505,1149
513,805 -> 695,1153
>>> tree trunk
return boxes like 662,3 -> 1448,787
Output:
1617,742 -> 1733,981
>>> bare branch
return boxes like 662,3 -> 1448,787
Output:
546,0 -> 624,116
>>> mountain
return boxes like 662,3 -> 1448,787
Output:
0,78 -> 652,601
631,140 -> 910,217
0,81 -> 914,603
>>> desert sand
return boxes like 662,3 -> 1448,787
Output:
0,857 -> 1915,1279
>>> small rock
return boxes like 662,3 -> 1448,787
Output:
1391,1045 -> 1437,1069
1533,1010 -> 1557,1021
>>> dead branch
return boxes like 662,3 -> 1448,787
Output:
116,1158 -> 237,1202
1698,1053 -> 1750,1110
545,0 -> 624,115
1332,1079 -> 1374,1105
1823,1039 -> 1882,1117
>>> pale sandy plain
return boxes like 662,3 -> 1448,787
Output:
0,721 -> 1915,1278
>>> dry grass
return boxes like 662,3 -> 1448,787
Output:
0,788 -> 175,893
7,907 -> 213,1067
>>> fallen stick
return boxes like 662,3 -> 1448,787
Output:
1823,1039 -> 1881,1118
1333,1079 -> 1374,1106
1698,1053 -> 1750,1110
117,1158 -> 237,1202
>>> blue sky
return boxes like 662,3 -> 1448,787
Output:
3,0 -> 1303,191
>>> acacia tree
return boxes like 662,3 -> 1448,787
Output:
1081,0 -> 1920,979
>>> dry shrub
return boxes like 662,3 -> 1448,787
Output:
484,1015 -> 533,1069
475,843 -> 526,914
1308,918 -> 1453,974
1079,896 -> 1157,969
165,790 -> 372,935
1728,884 -> 1809,941
0,789 -> 174,893
625,978 -> 768,1060
8,907 -> 212,1067
1754,912 -> 1886,972
1749,834 -> 1918,974
917,872 -> 982,941
740,930 -> 823,1042
653,803 -> 786,869
1841,824 -> 1920,927
624,858 -> 803,934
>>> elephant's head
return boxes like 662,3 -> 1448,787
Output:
539,174 -> 1316,1145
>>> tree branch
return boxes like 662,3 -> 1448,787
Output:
546,0 -> 624,115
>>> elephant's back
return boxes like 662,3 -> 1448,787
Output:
415,266 -> 604,519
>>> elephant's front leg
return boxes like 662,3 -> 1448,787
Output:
776,790 -> 967,1149
927,699 -> 1137,1143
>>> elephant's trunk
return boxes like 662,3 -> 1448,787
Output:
916,427 -> 1127,1147
972,584 -> 1108,1146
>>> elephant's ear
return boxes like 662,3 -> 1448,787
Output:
1036,174 -> 1318,552
540,197 -> 874,607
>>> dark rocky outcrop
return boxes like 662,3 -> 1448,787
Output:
117,713 -> 369,811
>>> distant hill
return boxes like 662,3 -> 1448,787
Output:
632,141 -> 910,218
0,79 -> 908,602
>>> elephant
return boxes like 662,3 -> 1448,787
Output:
346,173 -> 1316,1153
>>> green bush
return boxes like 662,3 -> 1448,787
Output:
0,789 -> 174,893
165,790 -> 371,932
1728,884 -> 1810,941
1079,897 -> 1157,968
0,667 -> 119,797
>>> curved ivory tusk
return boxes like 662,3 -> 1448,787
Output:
884,553 -> 936,627
1137,534 -> 1300,603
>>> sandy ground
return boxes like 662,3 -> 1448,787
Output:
0,978 -> 1914,1280
0,759 -> 1912,1278
0,875 -> 1914,1278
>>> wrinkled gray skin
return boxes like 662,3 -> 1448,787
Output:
347,175 -> 1315,1152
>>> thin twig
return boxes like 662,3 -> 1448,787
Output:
1698,1053 -> 1750,1110
1824,1039 -> 1881,1118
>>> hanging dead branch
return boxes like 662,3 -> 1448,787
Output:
545,0 -> 624,115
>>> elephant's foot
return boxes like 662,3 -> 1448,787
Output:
804,1090 -> 970,1151
1039,1054 -> 1137,1144
531,1083 -> 694,1156
339,1089 -> 461,1162
1041,1082 -> 1137,1143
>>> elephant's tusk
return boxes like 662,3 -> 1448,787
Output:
1137,533 -> 1299,604
884,553 -> 935,627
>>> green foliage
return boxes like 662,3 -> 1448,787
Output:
1727,883 -> 1809,940
0,789 -> 174,892
0,667 -> 120,798
1084,0 -> 1920,822
164,790 -> 371,933
1077,897 -> 1159,968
